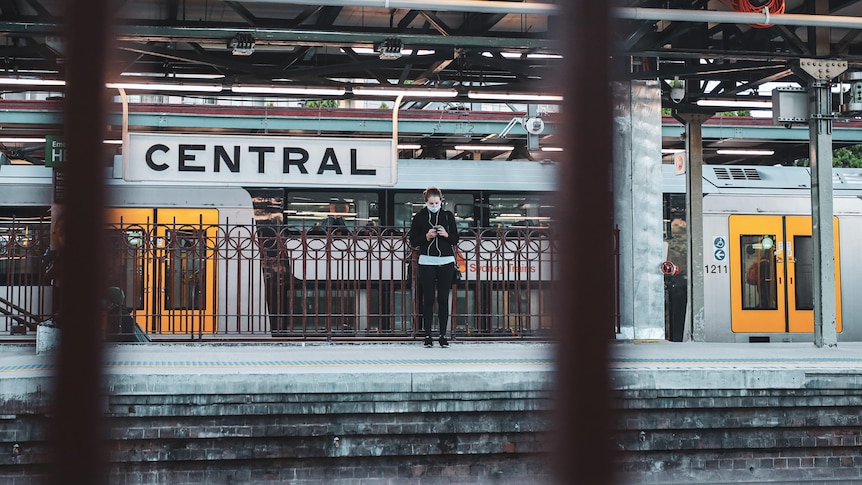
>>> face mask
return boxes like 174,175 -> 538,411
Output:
427,205 -> 441,213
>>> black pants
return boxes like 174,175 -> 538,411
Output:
418,262 -> 455,338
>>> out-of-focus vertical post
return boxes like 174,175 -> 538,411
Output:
50,0 -> 113,484
554,1 -> 616,484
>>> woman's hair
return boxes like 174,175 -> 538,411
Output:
423,186 -> 443,201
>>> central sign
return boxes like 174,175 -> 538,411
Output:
124,133 -> 396,186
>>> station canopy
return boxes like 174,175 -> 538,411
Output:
0,0 -> 861,165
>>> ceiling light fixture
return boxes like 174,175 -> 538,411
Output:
454,145 -> 514,151
231,85 -> 346,96
0,137 -> 47,143
397,144 -> 422,150
696,98 -> 773,109
0,78 -> 65,87
716,149 -> 775,156
106,82 -> 224,93
353,86 -> 458,98
467,91 -> 563,102
540,147 -> 563,152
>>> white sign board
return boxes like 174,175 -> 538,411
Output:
124,133 -> 396,186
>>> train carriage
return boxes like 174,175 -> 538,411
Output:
0,157 -> 558,339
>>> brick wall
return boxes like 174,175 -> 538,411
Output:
0,375 -> 553,484
614,388 -> 862,484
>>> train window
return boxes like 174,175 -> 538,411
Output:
741,235 -> 777,310
0,216 -> 50,287
105,229 -> 145,311
284,191 -> 379,232
165,230 -> 205,310
488,194 -> 553,229
793,236 -> 814,311
393,193 -> 475,229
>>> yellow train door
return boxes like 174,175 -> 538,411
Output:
729,215 -> 841,334
784,216 -> 842,333
105,208 -> 219,335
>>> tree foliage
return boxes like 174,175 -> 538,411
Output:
795,145 -> 862,168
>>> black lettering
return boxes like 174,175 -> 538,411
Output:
283,147 -> 309,174
178,144 -> 205,172
145,144 -> 170,171
317,147 -> 343,175
350,148 -> 376,176
214,145 -> 241,173
249,146 -> 275,173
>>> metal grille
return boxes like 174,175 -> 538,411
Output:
1,222 -> 585,341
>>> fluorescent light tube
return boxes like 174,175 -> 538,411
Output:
232,85 -> 346,96
467,91 -> 563,102
0,78 -> 65,87
106,82 -> 223,93
454,145 -> 513,151
716,149 -> 774,156
353,87 -> 458,98
696,99 -> 773,109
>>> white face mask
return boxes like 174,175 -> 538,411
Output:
427,205 -> 441,213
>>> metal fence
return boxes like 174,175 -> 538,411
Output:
0,220 -> 616,341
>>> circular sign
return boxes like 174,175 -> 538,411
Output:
660,260 -> 679,276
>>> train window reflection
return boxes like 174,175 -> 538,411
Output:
166,230 -> 204,310
794,236 -> 814,310
105,229 -> 145,311
285,191 -> 379,232
488,194 -> 552,229
393,193 -> 474,229
0,217 -> 49,286
741,235 -> 777,310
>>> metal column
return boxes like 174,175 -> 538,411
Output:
612,80 -> 664,340
673,112 -> 710,342
798,59 -> 846,348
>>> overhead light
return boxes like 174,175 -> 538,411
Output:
716,149 -> 774,156
353,86 -> 458,98
696,99 -> 773,109
229,33 -> 255,56
661,149 -> 685,154
106,82 -> 223,93
454,145 -> 513,151
103,140 -> 123,145
376,38 -> 403,60
0,137 -> 47,143
231,85 -> 346,96
0,78 -> 65,87
467,91 -> 563,102
397,144 -> 422,150
540,147 -> 563,152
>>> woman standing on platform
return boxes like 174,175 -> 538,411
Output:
409,186 -> 459,348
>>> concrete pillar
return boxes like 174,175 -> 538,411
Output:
613,80 -> 664,340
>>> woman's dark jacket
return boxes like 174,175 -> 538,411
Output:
409,207 -> 459,257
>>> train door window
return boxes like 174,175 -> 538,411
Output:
393,193 -> 475,230
740,235 -> 777,310
488,194 -> 553,230
0,216 -> 49,286
284,191 -> 378,232
165,230 -> 205,310
793,235 -> 814,311
105,229 -> 145,311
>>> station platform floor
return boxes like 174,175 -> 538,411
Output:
2,339 -> 862,386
